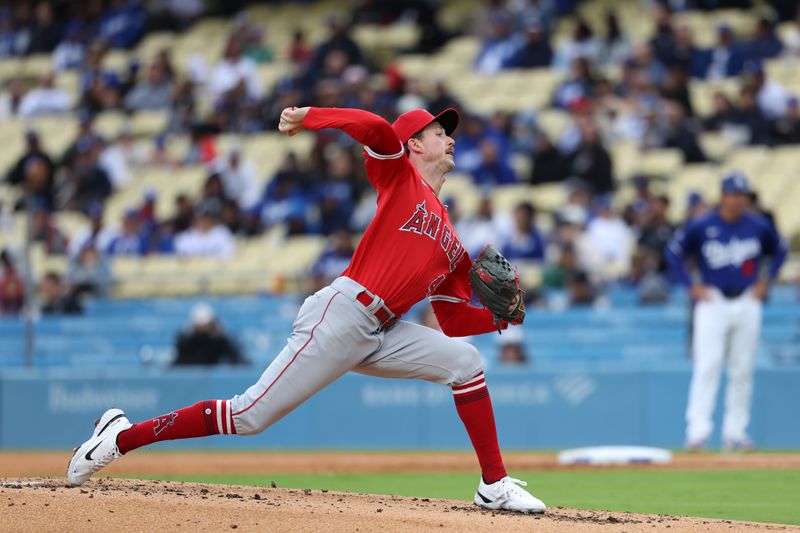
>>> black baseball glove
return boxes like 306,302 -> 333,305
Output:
469,245 -> 525,333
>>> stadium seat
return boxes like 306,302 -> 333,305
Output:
0,58 -> 21,80
94,111 -> 128,140
101,50 -> 132,73
56,71 -> 81,102
491,184 -> 537,214
28,115 -> 78,155
535,109 -> 571,141
135,32 -> 178,62
689,79 -> 740,118
517,260 -> 543,289
441,174 -> 480,215
130,110 -> 169,137
719,146 -> 770,176
610,140 -> 639,181
21,54 -> 54,78
353,24 -> 420,65
698,132 -> 733,162
529,183 -> 566,214
635,148 -> 684,178
438,1 -> 476,33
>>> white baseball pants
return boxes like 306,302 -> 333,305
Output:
228,277 -> 484,435
685,288 -> 762,444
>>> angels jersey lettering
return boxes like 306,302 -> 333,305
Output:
344,150 -> 465,315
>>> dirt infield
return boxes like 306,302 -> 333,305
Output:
3,477 -> 798,533
2,452 -> 799,532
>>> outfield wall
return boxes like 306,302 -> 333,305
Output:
2,367 -> 799,449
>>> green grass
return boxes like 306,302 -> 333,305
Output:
122,469 -> 800,525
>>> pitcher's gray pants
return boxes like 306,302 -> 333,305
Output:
230,277 -> 483,435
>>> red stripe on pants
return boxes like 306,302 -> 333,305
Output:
232,291 -> 340,416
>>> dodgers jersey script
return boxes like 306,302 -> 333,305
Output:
666,210 -> 785,295
665,173 -> 787,450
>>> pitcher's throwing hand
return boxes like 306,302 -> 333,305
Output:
279,106 -> 309,136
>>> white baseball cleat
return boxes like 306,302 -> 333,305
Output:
474,476 -> 547,514
722,438 -> 754,453
67,408 -> 131,487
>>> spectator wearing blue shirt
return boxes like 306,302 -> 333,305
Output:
454,114 -> 510,176
686,190 -> 709,221
503,18 -> 552,69
99,0 -> 145,49
703,24 -> 747,79
79,44 -> 122,113
553,57 -> 598,110
258,155 -> 313,236
502,202 -> 545,261
314,150 -> 356,235
0,3 -> 33,58
670,25 -> 708,79
475,11 -> 521,74
665,172 -> 787,451
53,26 -> 88,71
649,3 -> 676,67
310,229 -> 355,292
0,16 -> 16,58
470,138 -> 517,186
748,18 -> 783,61
106,209 -> 148,256
66,138 -> 113,214
80,44 -> 120,93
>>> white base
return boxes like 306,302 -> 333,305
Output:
557,446 -> 673,465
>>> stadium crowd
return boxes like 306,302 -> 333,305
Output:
1,0 -> 797,319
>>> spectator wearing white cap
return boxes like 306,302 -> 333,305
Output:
173,302 -> 249,366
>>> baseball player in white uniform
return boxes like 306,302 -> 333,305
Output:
665,172 -> 787,450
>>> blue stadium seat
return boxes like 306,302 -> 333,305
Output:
1,287 -> 798,369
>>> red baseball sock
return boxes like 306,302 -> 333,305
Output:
452,372 -> 507,484
116,400 -> 236,454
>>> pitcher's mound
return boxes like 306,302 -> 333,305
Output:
1,478 -> 792,532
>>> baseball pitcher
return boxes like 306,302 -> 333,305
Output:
67,106 -> 544,513
665,172 -> 787,450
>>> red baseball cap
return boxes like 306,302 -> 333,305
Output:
391,108 -> 459,144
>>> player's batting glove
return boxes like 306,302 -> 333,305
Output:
469,245 -> 526,334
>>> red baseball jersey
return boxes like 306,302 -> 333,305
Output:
303,108 -> 500,336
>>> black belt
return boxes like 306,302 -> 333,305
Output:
720,288 -> 745,299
